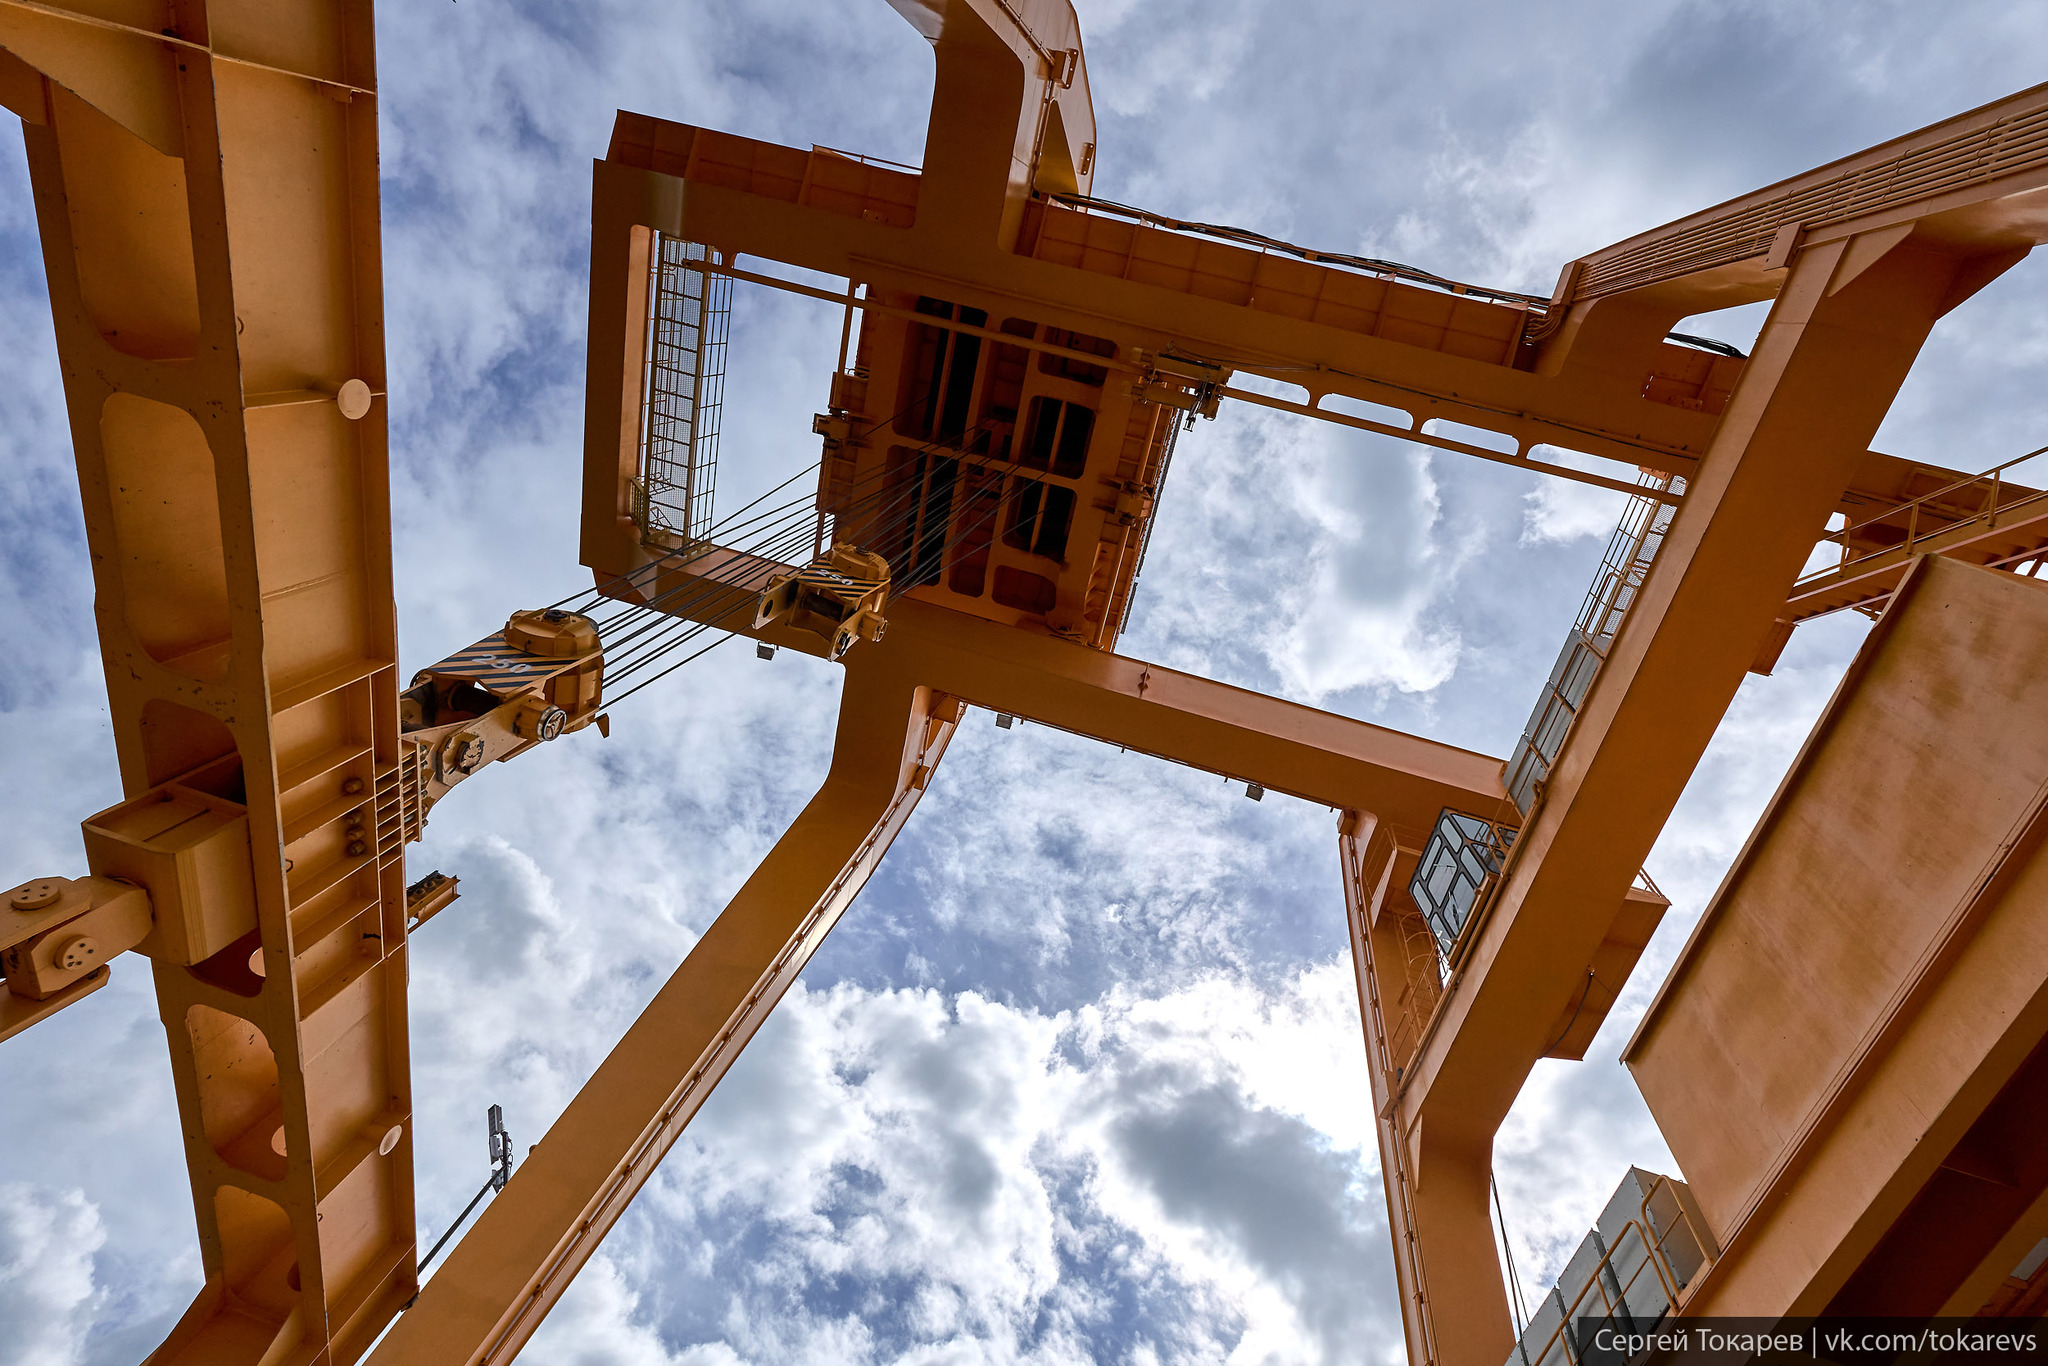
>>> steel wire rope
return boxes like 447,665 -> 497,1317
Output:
597,462 -> 933,675
559,388 -> 940,624
602,631 -> 742,706
1491,1170 -> 1532,1345
581,458 -> 916,660
573,388 -> 1001,638
591,415 -> 967,636
605,449 -> 1020,695
598,474 -> 935,684
538,454 -> 852,623
611,470 -> 1020,695
602,491 -> 933,686
600,417 -> 1005,669
595,444 -> 959,697
522,410 -> 1020,706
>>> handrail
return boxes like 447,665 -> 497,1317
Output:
1637,1174 -> 1711,1294
1041,189 -> 1554,310
811,143 -> 923,176
1513,1217 -> 1680,1366
1509,1173 -> 1715,1366
1799,441 -> 2048,585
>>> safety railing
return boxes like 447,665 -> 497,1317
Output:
1574,95 -> 2048,302
1508,1176 -> 1713,1366
1382,907 -> 1447,1070
1506,470 -> 1684,816
1636,1174 -> 1713,1295
1513,1220 -> 1673,1366
1507,1179 -> 1712,1366
637,233 -> 731,547
1041,189 -> 1553,311
1795,443 -> 2048,591
812,143 -> 923,176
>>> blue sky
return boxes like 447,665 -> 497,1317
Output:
4,2 -> 2048,1363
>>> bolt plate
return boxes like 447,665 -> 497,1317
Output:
7,880 -> 61,912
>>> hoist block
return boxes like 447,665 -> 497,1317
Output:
754,543 -> 891,661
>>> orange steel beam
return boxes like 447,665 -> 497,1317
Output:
700,231 -> 2009,526
378,560 -> 1509,1360
1387,228 -> 2037,1359
687,252 -> 1685,507
0,2 -> 418,1362
579,126 -> 1709,513
562,10 -> 2048,1358
819,597 -> 1510,833
369,665 -> 958,1363
583,542 -> 1506,833
1341,814 -> 1437,1366
1625,558 -> 2048,1317
1787,482 -> 2048,622
1566,81 -> 2048,306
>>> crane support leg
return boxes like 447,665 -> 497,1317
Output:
372,665 -> 960,1366
1388,230 -> 2029,1359
1342,815 -> 1459,1366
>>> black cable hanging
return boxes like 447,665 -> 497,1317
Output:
1491,1169 -> 1532,1343
509,411 -> 1042,707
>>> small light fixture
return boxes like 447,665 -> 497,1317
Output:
1245,783 -> 1265,802
995,713 -> 1015,730
756,642 -> 777,661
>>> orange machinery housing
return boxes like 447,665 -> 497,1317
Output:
8,2 -> 2048,1364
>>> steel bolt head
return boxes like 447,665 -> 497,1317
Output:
347,840 -> 368,858
341,776 -> 365,795
8,880 -> 61,912
53,935 -> 99,970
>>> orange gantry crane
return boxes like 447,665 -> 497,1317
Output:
7,1 -> 2048,1362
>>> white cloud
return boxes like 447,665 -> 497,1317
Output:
1132,406 -> 1464,704
0,1185 -> 107,1366
4,0 -> 2046,1360
1519,450 -> 1632,549
524,964 -> 1390,1364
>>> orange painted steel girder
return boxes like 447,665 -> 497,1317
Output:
403,0 -> 2048,1357
0,1 -> 418,1361
549,7 -> 2048,1362
372,580 -> 1512,1362
9,0 -> 2048,1361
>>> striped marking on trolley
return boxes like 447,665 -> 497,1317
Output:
422,640 -> 576,688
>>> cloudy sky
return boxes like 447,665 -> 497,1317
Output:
4,2 -> 2048,1363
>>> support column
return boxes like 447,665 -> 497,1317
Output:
1391,228 -> 2028,1357
1344,814 -> 1505,1366
372,662 -> 960,1366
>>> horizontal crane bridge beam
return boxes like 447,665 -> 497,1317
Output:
596,555 -> 1508,834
